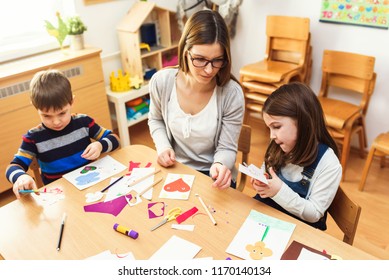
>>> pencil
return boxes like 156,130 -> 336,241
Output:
261,225 -> 269,241
57,213 -> 66,251
100,176 -> 124,193
128,169 -> 161,188
195,194 -> 217,226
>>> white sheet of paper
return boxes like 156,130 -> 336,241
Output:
149,235 -> 201,260
226,209 -> 295,260
298,248 -> 330,260
239,163 -> 268,184
63,156 -> 127,190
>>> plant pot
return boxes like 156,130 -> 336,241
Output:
69,34 -> 84,51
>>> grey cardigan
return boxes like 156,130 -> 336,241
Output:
148,68 -> 245,176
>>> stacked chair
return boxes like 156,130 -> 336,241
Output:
318,50 -> 376,180
240,15 -> 312,122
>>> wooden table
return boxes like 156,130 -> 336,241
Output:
0,145 -> 377,260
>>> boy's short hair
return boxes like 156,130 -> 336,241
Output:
30,69 -> 73,111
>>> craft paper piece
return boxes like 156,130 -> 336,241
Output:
239,163 -> 268,184
226,209 -> 296,260
86,250 -> 136,260
33,187 -> 65,206
171,224 -> 195,231
63,156 -> 127,190
148,202 -> 165,219
84,194 -> 132,216
281,240 -> 331,260
159,173 -> 195,200
149,235 -> 201,260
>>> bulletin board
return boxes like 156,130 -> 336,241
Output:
319,0 -> 389,29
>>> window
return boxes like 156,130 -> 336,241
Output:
0,0 -> 75,63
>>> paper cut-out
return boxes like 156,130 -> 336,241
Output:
148,202 -> 165,219
159,173 -> 194,200
245,241 -> 273,260
83,194 -> 132,216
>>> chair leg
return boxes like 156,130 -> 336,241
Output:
358,127 -> 366,158
380,155 -> 386,168
359,147 -> 376,191
340,133 -> 352,181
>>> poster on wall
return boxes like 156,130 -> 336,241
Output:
320,0 -> 389,29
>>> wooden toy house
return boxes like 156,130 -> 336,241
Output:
116,1 -> 181,80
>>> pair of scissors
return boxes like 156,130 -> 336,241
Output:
150,207 -> 182,231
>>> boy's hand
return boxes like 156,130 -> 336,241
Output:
13,174 -> 37,199
157,148 -> 176,167
81,142 -> 103,160
210,162 -> 231,189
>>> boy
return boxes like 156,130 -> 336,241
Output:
5,69 -> 120,198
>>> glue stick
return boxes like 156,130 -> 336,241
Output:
113,223 -> 139,239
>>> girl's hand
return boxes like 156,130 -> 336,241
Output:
251,167 -> 282,198
157,148 -> 176,167
210,162 -> 231,189
13,174 -> 37,199
81,142 -> 103,160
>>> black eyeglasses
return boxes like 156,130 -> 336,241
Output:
187,51 -> 227,69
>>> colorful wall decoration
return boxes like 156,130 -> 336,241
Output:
320,0 -> 389,29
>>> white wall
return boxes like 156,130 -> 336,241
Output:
76,0 -> 389,148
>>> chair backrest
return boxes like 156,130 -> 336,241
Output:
236,124 -> 251,192
319,50 -> 376,116
328,186 -> 361,245
30,158 -> 44,188
265,15 -> 310,67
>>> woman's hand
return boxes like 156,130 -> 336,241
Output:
157,148 -> 176,167
13,174 -> 37,199
210,162 -> 231,189
81,142 -> 103,160
251,167 -> 282,198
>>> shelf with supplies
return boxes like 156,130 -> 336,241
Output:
106,84 -> 150,147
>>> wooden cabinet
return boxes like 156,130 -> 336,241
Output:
0,47 -> 112,194
116,1 -> 181,80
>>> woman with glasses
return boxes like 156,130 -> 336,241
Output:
148,9 -> 244,189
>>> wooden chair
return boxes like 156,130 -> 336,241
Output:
328,186 -> 362,245
359,132 -> 389,191
240,15 -> 311,122
30,158 -> 44,188
236,124 -> 251,192
318,50 -> 376,180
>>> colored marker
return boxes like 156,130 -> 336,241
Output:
19,189 -> 41,193
113,223 -> 139,239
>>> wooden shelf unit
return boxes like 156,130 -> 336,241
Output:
0,47 -> 111,194
106,84 -> 150,147
116,1 -> 181,80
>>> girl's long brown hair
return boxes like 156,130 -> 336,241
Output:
263,82 -> 339,172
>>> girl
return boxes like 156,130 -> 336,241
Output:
251,82 -> 342,230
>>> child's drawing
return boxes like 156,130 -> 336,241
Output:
226,209 -> 295,260
63,155 -> 127,190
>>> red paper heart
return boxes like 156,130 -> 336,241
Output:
163,178 -> 190,192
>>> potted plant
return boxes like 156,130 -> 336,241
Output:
66,16 -> 87,51
44,12 -> 68,50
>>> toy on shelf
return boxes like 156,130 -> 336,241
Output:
126,96 -> 150,120
110,70 -> 144,92
140,42 -> 151,52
